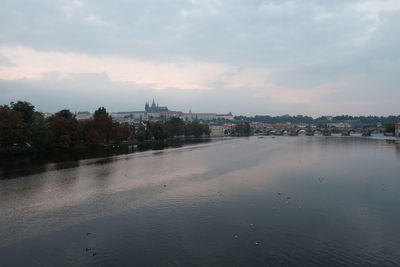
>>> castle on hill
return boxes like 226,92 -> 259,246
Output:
95,99 -> 234,123
145,99 -> 168,113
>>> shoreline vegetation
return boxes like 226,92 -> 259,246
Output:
0,101 -> 211,158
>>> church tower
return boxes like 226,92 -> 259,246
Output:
145,99 -> 169,113
151,99 -> 156,111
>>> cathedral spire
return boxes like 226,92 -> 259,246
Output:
146,99 -> 168,112
150,99 -> 156,111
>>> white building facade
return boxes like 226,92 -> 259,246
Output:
216,112 -> 234,121
209,125 -> 225,137
182,113 -> 217,121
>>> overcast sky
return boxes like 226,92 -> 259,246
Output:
1,0 -> 400,116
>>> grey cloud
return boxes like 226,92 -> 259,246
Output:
0,0 -> 395,71
1,0 -> 400,115
272,8 -> 400,90
0,54 -> 17,66
0,1 -> 386,63
0,73 -> 397,116
0,73 -> 302,116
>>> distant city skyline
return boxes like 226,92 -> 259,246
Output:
1,0 -> 400,116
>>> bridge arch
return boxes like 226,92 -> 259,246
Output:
273,129 -> 287,136
312,129 -> 323,135
296,129 -> 307,135
345,129 -> 362,136
265,129 -> 273,135
367,128 -> 383,135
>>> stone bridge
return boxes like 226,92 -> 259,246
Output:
254,127 -> 386,137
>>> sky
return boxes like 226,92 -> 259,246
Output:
1,0 -> 400,116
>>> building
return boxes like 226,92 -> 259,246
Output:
223,123 -> 235,135
75,111 -> 92,120
216,112 -> 234,121
327,122 -> 352,128
209,125 -> 225,137
182,112 -> 217,122
274,122 -> 292,128
43,112 -> 54,119
395,117 -> 400,137
109,100 -> 233,123
159,111 -> 183,120
145,99 -> 168,112
111,111 -> 147,122
293,123 -> 308,128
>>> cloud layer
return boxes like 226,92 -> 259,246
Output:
1,0 -> 400,115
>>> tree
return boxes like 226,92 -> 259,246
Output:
385,123 -> 395,133
110,122 -> 135,144
234,122 -> 251,136
185,121 -> 209,137
165,117 -> 185,138
150,121 -> 167,140
93,107 -> 109,121
202,124 -> 210,136
30,112 -> 52,150
48,110 -> 81,149
93,107 -> 113,144
10,101 -> 35,123
136,125 -> 150,142
81,107 -> 114,146
0,105 -> 26,147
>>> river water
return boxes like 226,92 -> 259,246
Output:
1,136 -> 400,266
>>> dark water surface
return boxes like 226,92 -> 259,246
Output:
1,137 -> 400,266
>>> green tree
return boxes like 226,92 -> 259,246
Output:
30,112 -> 52,150
165,117 -> 185,138
0,105 -> 26,147
136,125 -> 150,142
48,110 -> 81,149
81,107 -> 114,146
234,122 -> 251,136
385,123 -> 395,133
150,121 -> 167,140
185,121 -> 208,137
202,124 -> 210,136
93,107 -> 109,121
111,122 -> 135,144
93,107 -> 113,144
10,101 -> 35,123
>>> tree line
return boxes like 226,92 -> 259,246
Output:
0,101 -> 210,156
136,117 -> 210,141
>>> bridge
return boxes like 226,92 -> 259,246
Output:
253,126 -> 387,137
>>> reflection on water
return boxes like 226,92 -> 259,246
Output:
0,136 -> 400,266
0,138 -> 211,179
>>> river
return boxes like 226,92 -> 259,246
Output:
1,136 -> 400,266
